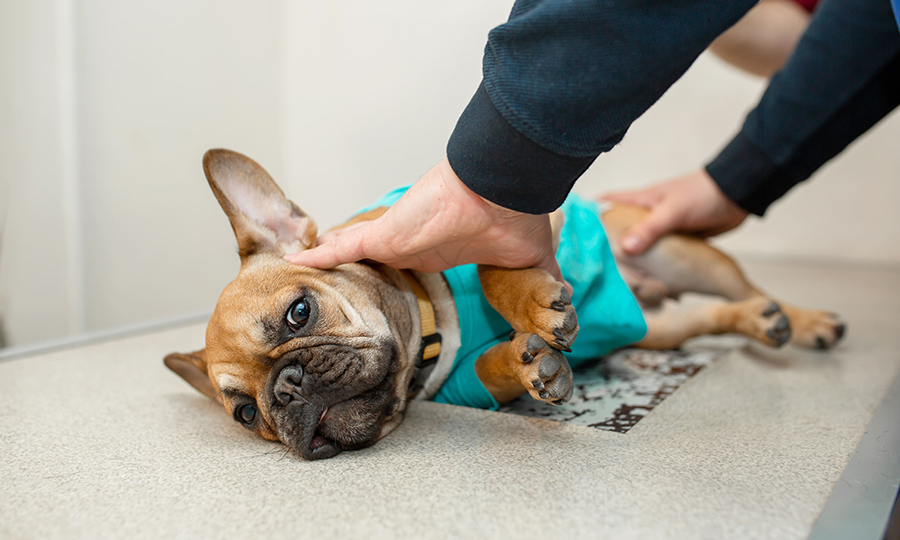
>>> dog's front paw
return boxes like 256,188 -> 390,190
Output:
511,333 -> 573,405
526,283 -> 579,351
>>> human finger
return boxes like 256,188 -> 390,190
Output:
598,188 -> 662,209
531,252 -> 573,295
314,221 -> 367,247
619,204 -> 679,255
284,222 -> 372,268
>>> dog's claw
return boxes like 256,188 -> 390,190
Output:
834,323 -> 846,340
762,302 -> 781,318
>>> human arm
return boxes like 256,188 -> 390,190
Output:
605,0 -> 900,255
290,0 -> 757,272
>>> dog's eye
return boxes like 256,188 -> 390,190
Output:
286,298 -> 310,331
237,403 -> 257,425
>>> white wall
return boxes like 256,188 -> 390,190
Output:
279,1 -> 511,233
2,1 -> 899,348
74,0 -> 285,332
0,1 -> 77,346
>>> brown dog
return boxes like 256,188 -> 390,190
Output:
165,149 -> 845,460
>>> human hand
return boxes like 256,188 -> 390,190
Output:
284,158 -> 567,285
599,168 -> 748,256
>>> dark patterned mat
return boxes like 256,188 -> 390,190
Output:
497,348 -> 719,433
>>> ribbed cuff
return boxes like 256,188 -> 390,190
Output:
446,83 -> 598,215
705,132 -> 778,217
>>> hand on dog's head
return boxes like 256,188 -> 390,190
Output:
165,150 -> 417,460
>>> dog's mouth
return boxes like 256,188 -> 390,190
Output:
269,342 -> 398,460
308,407 -> 338,455
285,403 -> 343,461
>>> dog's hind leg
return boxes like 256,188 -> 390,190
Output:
637,297 -> 792,350
602,204 -> 846,349
633,235 -> 844,349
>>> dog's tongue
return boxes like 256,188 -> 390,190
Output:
309,407 -> 331,451
310,435 -> 328,450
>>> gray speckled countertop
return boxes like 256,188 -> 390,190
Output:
1,260 -> 899,539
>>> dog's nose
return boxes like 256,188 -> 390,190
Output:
274,365 -> 308,406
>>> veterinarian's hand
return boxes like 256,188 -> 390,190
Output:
600,168 -> 748,256
284,158 -> 567,285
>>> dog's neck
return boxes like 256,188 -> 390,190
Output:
366,265 -> 461,438
398,270 -> 443,394
404,271 -> 461,400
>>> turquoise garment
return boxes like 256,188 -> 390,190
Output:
357,187 -> 647,410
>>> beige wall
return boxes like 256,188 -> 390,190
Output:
2,1 -> 898,348
577,54 -> 900,265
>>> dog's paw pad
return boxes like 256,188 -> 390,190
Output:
736,297 -> 792,348
511,333 -> 573,405
762,301 -> 781,318
765,313 -> 791,347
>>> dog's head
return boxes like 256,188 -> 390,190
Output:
165,149 -> 420,460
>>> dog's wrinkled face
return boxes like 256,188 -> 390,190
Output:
165,150 -> 417,460
207,260 -> 402,460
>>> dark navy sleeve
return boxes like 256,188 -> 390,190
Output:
447,0 -> 757,214
706,0 -> 900,216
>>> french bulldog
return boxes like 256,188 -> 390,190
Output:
165,149 -> 845,460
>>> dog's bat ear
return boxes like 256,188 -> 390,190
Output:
164,349 -> 223,404
202,149 -> 317,260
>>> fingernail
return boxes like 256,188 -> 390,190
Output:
621,234 -> 641,252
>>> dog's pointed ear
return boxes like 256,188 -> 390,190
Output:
164,349 -> 223,404
202,149 -> 317,260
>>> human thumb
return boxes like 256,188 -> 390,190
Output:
534,253 -> 573,295
620,206 -> 676,256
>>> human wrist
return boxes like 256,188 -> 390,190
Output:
438,157 -> 532,222
447,82 -> 597,215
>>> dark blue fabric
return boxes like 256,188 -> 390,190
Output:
447,0 -> 756,214
707,0 -> 900,215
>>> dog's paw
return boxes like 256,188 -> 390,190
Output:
784,308 -> 847,350
524,282 -> 579,351
632,277 -> 669,308
735,298 -> 792,348
510,333 -> 574,405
